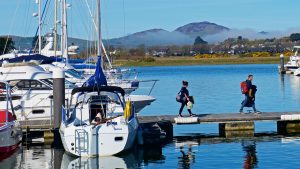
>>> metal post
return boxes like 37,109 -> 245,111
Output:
280,54 -> 285,74
53,68 -> 65,129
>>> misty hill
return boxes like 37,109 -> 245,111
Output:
174,21 -> 230,37
107,22 -> 230,47
108,28 -> 193,48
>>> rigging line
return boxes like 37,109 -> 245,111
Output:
43,0 -> 53,27
84,0 -> 97,30
22,1 -> 30,37
75,1 -> 89,60
2,0 -> 22,54
25,4 -> 35,42
30,0 -> 51,52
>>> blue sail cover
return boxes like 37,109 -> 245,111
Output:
83,56 -> 107,87
0,54 -> 63,64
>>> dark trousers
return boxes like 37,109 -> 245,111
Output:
240,95 -> 256,112
179,101 -> 192,115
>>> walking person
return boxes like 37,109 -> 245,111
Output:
240,75 -> 259,115
177,81 -> 195,117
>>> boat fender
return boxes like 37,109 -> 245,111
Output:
124,101 -> 132,122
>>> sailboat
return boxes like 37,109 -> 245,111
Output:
0,81 -> 22,155
59,56 -> 139,157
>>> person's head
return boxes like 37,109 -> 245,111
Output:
182,80 -> 189,87
248,74 -> 253,81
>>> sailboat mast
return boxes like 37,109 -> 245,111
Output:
54,0 -> 57,57
63,0 -> 68,63
96,0 -> 103,67
60,0 -> 68,63
60,0 -> 64,58
38,0 -> 42,54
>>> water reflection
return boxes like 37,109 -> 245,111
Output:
242,140 -> 258,169
0,148 -> 22,169
175,139 -> 199,169
60,146 -> 165,169
61,153 -> 137,169
279,74 -> 285,93
3,135 -> 300,169
177,145 -> 196,169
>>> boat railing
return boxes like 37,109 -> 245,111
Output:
133,79 -> 159,96
0,121 -> 15,131
61,105 -> 67,125
75,129 -> 89,155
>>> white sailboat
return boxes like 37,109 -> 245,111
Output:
285,46 -> 300,73
59,86 -> 139,156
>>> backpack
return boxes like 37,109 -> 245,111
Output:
240,81 -> 249,94
176,90 -> 182,102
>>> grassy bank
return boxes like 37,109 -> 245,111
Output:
115,56 -> 288,67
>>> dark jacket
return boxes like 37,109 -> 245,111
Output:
180,87 -> 189,98
245,80 -> 252,95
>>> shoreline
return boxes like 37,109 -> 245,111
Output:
114,56 -> 287,67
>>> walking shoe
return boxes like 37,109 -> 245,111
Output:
178,114 -> 183,117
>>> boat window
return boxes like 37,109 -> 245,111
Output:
66,69 -> 84,79
32,109 -> 45,114
10,80 -> 52,90
41,79 -> 75,89
114,137 -> 123,141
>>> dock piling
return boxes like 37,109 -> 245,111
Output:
279,54 -> 285,74
53,68 -> 65,129
219,122 -> 254,137
277,120 -> 300,135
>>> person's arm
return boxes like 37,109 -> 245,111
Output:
184,93 -> 190,101
184,89 -> 190,100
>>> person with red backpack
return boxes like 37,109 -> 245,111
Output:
239,75 -> 258,114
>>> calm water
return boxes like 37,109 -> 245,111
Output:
2,64 -> 300,169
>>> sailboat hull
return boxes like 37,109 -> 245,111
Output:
60,116 -> 138,157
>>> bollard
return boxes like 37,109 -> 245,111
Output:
53,68 -> 65,129
280,54 -> 285,74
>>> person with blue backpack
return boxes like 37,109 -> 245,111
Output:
240,75 -> 259,115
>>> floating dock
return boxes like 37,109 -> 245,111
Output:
137,112 -> 300,123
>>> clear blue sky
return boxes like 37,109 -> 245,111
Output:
0,0 -> 300,39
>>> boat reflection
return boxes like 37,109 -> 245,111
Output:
0,147 -> 22,169
60,153 -> 136,169
60,146 -> 165,169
